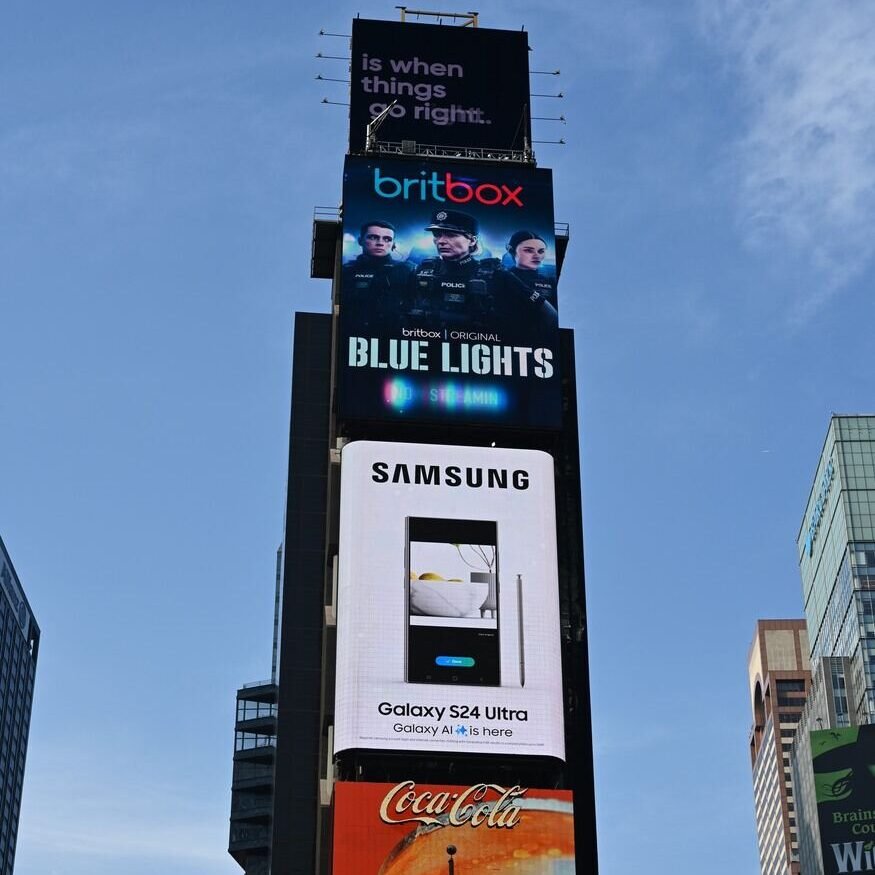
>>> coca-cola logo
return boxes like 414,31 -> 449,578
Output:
379,781 -> 526,829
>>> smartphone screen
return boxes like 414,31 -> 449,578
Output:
405,517 -> 500,686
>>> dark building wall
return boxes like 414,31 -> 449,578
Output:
271,313 -> 332,874
0,536 -> 39,875
269,318 -> 598,873
228,682 -> 277,875
554,330 -> 598,873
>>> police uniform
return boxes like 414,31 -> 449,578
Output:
409,210 -> 501,330
342,253 -> 413,333
498,267 -> 559,335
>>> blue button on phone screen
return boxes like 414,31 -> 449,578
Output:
435,656 -> 475,668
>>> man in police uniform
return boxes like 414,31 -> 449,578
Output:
342,220 -> 413,333
409,210 -> 502,330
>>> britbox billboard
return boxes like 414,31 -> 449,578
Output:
338,155 -> 560,429
333,780 -> 575,874
348,18 -> 531,153
333,441 -> 564,761
812,725 -> 875,874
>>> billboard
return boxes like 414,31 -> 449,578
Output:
338,155 -> 561,429
813,725 -> 875,873
348,18 -> 531,154
333,780 -> 575,874
334,441 -> 564,760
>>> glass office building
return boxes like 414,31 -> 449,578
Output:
798,415 -> 875,722
228,681 -> 277,875
790,655 -> 856,875
791,415 -> 875,874
0,535 -> 39,875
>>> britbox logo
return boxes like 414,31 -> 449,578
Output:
373,169 -> 524,207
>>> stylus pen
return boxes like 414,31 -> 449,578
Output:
517,574 -> 525,688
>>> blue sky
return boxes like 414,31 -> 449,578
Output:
2,1 -> 874,873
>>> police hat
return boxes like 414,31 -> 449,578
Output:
425,210 -> 479,237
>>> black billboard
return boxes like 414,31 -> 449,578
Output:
813,725 -> 875,873
337,155 -> 561,429
348,19 -> 531,154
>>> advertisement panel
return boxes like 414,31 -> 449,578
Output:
334,441 -> 564,760
813,725 -> 875,873
333,780 -> 575,874
338,155 -> 561,429
348,18 -> 531,153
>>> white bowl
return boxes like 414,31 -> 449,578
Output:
409,580 -> 489,618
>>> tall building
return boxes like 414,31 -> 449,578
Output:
798,415 -> 875,721
748,619 -> 811,875
789,656 -> 857,875
247,12 -> 598,874
228,680 -> 277,875
228,548 -> 283,874
0,535 -> 40,875
790,414 -> 875,875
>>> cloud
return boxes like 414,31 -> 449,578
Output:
704,0 -> 875,320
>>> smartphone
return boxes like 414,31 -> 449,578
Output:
405,517 -> 500,686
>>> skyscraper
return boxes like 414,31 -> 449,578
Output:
228,680 -> 277,875
789,415 -> 875,875
789,656 -> 857,875
798,415 -> 875,720
0,535 -> 39,875
748,619 -> 811,875
228,548 -> 283,874
248,13 -> 598,873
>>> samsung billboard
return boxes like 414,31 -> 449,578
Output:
333,441 -> 564,761
348,18 -> 531,154
338,155 -> 561,429
333,780 -> 575,874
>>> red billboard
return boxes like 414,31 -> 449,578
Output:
333,780 -> 575,874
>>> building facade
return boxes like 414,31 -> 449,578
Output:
228,546 -> 283,873
790,415 -> 875,874
748,620 -> 811,875
228,681 -> 277,875
253,13 -> 597,874
790,656 -> 857,875
0,535 -> 39,875
798,415 -> 875,721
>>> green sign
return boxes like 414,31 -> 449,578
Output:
813,725 -> 875,873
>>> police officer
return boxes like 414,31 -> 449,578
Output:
342,220 -> 413,332
409,210 -> 502,330
497,230 -> 559,335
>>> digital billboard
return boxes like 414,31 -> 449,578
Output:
333,780 -> 575,874
333,441 -> 564,761
348,18 -> 531,154
813,725 -> 875,873
337,155 -> 561,429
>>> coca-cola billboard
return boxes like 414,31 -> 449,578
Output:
333,780 -> 575,874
